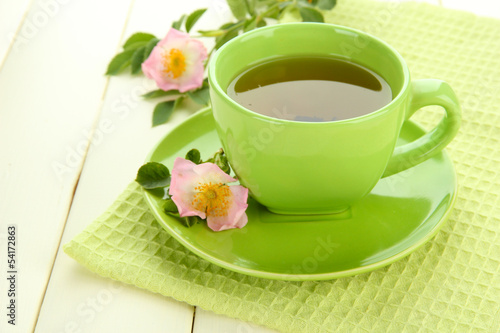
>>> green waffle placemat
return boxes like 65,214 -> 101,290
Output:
64,1 -> 500,332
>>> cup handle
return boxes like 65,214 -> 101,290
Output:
382,79 -> 461,178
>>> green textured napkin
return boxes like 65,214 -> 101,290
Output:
64,1 -> 500,332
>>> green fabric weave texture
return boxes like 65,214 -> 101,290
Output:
64,1 -> 500,332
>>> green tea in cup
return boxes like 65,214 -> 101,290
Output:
227,56 -> 392,122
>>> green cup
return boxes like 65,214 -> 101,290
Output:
208,23 -> 461,215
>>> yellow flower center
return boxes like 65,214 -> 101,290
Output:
162,48 -> 186,79
192,182 -> 232,217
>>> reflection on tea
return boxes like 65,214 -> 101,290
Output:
227,56 -> 392,122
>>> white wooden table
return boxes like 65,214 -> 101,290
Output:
0,0 -> 498,332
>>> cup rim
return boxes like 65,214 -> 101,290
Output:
208,22 -> 411,126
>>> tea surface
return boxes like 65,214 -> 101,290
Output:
227,56 -> 392,122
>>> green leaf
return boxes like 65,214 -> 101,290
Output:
214,150 -> 231,174
219,21 -> 240,30
174,96 -> 184,110
278,1 -> 293,9
257,18 -> 267,27
163,199 -> 179,214
187,85 -> 210,105
142,89 -> 182,99
205,148 -> 231,174
243,16 -> 257,32
185,8 -> 207,33
123,41 -> 149,51
123,32 -> 156,50
143,38 -> 159,59
197,29 -> 226,37
185,149 -> 202,164
131,46 -> 146,74
260,1 -> 280,19
182,216 -> 203,227
264,9 -> 279,20
136,162 -> 170,189
152,100 -> 175,126
105,49 -> 135,75
244,0 -> 256,15
279,5 -> 302,22
227,0 -> 248,19
299,7 -> 324,22
215,28 -> 240,50
172,14 -> 186,30
145,187 -> 168,198
317,0 -> 336,10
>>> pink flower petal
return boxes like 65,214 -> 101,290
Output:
157,28 -> 189,48
169,157 -> 206,219
141,45 -> 165,84
192,162 -> 237,184
206,185 -> 249,231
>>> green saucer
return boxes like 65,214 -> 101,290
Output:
143,107 -> 457,281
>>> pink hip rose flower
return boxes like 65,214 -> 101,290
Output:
169,157 -> 249,231
142,28 -> 207,93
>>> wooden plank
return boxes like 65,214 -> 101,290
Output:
0,0 -> 31,67
0,0 -> 135,332
35,0 -> 213,332
35,253 -> 194,333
